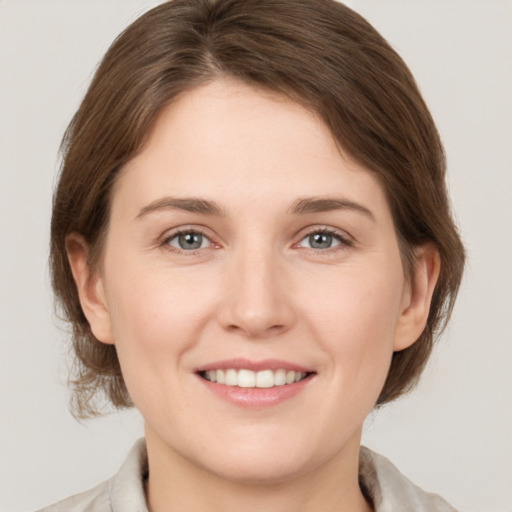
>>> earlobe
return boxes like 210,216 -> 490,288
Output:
394,244 -> 441,351
65,233 -> 114,345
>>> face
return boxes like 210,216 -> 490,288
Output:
74,79 -> 430,484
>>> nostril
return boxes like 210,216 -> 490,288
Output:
217,287 -> 296,337
225,322 -> 287,337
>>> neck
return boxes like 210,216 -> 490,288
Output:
144,427 -> 373,512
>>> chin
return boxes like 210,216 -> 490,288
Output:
208,454 -> 311,485
192,432 -> 319,485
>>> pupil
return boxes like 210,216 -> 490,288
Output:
179,232 -> 202,250
310,233 -> 332,249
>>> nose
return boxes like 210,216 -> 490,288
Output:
217,248 -> 296,338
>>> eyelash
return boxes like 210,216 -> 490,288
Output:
296,227 -> 353,252
160,227 -> 353,255
160,228 -> 215,255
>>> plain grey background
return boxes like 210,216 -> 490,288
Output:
0,1 -> 511,511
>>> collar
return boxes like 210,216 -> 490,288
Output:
109,439 -> 457,512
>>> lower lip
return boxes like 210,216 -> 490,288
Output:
197,375 -> 313,408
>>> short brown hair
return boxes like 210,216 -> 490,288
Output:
50,0 -> 465,417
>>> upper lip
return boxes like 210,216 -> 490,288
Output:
195,358 -> 314,373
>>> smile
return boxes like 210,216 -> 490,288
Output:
200,369 -> 310,388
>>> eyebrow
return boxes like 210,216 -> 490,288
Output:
135,197 -> 225,220
135,195 -> 375,221
289,197 -> 375,221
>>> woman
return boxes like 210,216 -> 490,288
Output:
42,0 -> 464,510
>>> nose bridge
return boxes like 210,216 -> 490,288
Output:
219,238 -> 294,337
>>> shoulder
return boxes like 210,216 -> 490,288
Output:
36,480 -> 111,512
359,447 -> 459,512
36,438 -> 148,512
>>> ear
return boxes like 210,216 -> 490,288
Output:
65,233 -> 114,345
393,244 -> 441,351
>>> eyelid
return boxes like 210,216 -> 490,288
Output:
159,225 -> 220,254
293,225 -> 354,250
157,224 -> 354,255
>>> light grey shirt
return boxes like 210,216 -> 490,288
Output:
38,439 -> 458,511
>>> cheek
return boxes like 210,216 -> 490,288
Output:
305,264 -> 404,382
311,264 -> 402,335
107,273 -> 200,352
102,270 -> 207,415
102,262 -> 225,389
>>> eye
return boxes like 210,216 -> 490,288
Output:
166,231 -> 211,251
297,230 -> 345,250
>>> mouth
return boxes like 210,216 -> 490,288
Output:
194,359 -> 316,406
198,368 -> 312,388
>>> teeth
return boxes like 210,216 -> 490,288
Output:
274,369 -> 286,386
256,369 -> 274,388
225,369 -> 238,386
238,369 -> 256,388
202,369 -> 308,388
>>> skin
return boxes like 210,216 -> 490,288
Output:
67,79 -> 439,512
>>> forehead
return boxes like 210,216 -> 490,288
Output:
114,79 -> 390,219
